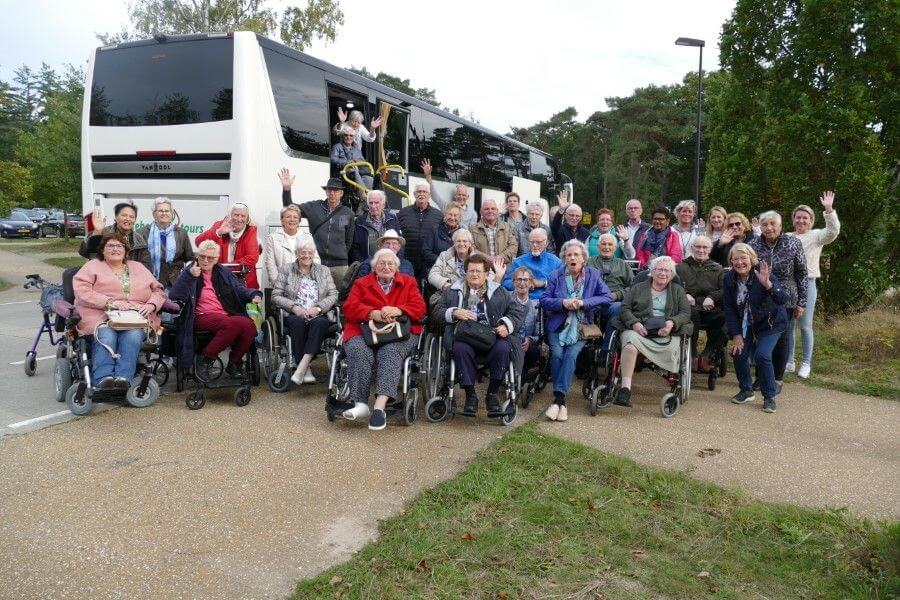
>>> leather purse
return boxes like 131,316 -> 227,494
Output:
578,323 -> 603,340
454,319 -> 497,353
361,316 -> 410,347
106,309 -> 149,330
642,316 -> 668,336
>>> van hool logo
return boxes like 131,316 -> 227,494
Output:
140,162 -> 174,172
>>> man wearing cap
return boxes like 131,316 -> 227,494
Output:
397,182 -> 444,279
281,170 -> 355,285
354,229 -> 415,279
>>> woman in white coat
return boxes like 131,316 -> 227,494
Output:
264,204 -> 319,285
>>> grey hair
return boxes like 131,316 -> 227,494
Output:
528,227 -> 548,241
367,189 -> 386,203
339,124 -> 356,137
598,233 -> 617,244
481,198 -> 498,210
370,247 -> 400,270
526,203 -> 544,214
348,110 -> 364,122
294,239 -> 317,255
649,255 -> 677,277
565,203 -> 583,217
559,239 -> 588,261
452,228 -> 473,242
413,181 -> 429,193
691,234 -> 712,248
758,210 -> 782,225
197,240 -> 220,255
280,204 -> 301,219
152,197 -> 172,212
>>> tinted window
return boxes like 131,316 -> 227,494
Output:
380,105 -> 408,168
90,39 -> 233,126
263,48 -> 329,157
421,112 -> 464,181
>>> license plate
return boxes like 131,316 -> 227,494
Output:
19,229 -> 29,234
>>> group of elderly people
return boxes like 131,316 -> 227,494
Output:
71,165 -> 840,426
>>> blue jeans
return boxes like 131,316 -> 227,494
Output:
791,278 -> 817,365
547,330 -> 586,397
91,327 -> 146,383
733,324 -> 784,400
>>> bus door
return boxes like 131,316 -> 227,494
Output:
326,83 -> 371,168
376,100 -> 409,210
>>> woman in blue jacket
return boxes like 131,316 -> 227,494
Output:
723,242 -> 788,414
539,240 -> 612,421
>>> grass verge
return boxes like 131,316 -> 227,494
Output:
789,305 -> 900,400
295,425 -> 897,599
0,276 -> 11,292
0,237 -> 81,254
43,257 -> 86,270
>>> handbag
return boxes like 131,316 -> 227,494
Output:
642,316 -> 668,337
578,322 -> 603,340
106,309 -> 149,330
361,316 -> 410,347
455,319 -> 496,353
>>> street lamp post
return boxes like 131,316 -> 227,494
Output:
675,37 -> 705,218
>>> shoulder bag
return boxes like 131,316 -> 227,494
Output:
361,316 -> 410,348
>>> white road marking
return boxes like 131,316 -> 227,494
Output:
9,355 -> 54,365
8,410 -> 71,429
0,300 -> 33,306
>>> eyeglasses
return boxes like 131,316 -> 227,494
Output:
514,277 -> 532,283
727,222 -> 742,228
529,239 -> 546,245
105,243 -> 125,250
197,255 -> 218,261
466,269 -> 486,275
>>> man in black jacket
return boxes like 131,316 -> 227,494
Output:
397,182 -> 444,279
281,171 -> 355,285
422,204 -> 462,273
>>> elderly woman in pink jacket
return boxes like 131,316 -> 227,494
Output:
73,232 -> 166,389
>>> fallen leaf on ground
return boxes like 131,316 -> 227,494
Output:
461,532 -> 477,541
697,571 -> 710,578
328,576 -> 342,585
629,549 -> 647,558
415,558 -> 429,572
697,448 -> 722,458
418,522 -> 428,530
498,591 -> 508,599
498,446 -> 509,453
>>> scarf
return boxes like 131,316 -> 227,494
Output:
148,223 -> 176,278
641,226 -> 670,256
560,272 -> 584,346
464,284 -> 488,324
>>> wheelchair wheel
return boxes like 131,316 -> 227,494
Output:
425,336 -> 442,399
193,354 -> 223,383
24,351 -> 37,376
150,358 -> 170,387
660,392 -> 679,418
268,368 -> 291,393
404,388 -> 418,425
65,382 -> 92,416
53,351 -> 71,403
185,390 -> 205,410
175,362 -> 185,392
425,395 -> 450,423
500,396 -> 517,426
234,385 -> 252,407
126,376 -> 160,408
521,384 -> 533,409
258,317 -> 278,378
717,351 -> 727,377
707,371 -> 717,391
248,348 -> 261,387
588,386 -> 599,416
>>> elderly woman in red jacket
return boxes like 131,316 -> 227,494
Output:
339,248 -> 426,431
195,202 -> 261,289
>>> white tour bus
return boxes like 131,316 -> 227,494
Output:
82,32 -> 571,285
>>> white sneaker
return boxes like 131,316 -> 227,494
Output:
557,405 -> 568,422
545,404 -> 560,421
342,402 -> 370,421
290,365 -> 305,385
797,363 -> 811,379
302,370 -> 316,384
785,361 -> 796,374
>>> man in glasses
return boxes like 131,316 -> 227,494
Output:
501,228 -> 562,300
397,182 -> 443,279
623,198 -> 650,243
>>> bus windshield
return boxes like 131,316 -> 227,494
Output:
89,38 -> 233,127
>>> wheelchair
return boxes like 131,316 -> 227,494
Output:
262,306 -> 342,392
423,333 -> 520,426
50,268 -> 169,416
691,323 -> 728,391
179,329 -> 261,410
585,328 -> 692,418
323,319 -> 426,426
517,305 -> 551,409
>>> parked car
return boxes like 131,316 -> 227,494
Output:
34,210 -> 85,237
63,213 -> 86,237
0,211 -> 40,238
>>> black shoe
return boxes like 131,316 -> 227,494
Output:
763,397 -> 777,413
730,390 -> 755,404
461,396 -> 478,417
98,377 -> 116,390
752,379 -> 761,391
225,362 -> 243,379
485,393 -> 502,418
195,356 -> 215,382
327,399 -> 354,414
368,408 -> 387,431
113,377 -> 130,390
613,387 -> 632,407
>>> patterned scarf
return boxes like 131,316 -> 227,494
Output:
560,272 -> 584,346
641,226 -> 670,256
148,223 -> 176,278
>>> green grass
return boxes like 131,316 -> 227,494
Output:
43,256 -> 86,269
294,425 -> 897,599
0,276 -> 11,292
788,305 -> 900,400
0,236 -> 82,254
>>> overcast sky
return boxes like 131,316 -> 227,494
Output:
0,0 -> 736,133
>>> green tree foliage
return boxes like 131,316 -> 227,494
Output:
100,0 -> 344,51
705,0 -> 899,314
0,161 -> 32,214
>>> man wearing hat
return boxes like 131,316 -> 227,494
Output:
354,229 -> 415,279
281,170 -> 356,285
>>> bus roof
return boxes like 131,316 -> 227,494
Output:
98,32 -> 554,160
